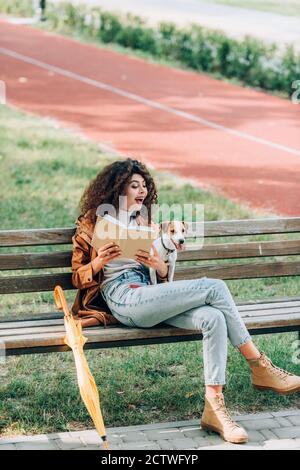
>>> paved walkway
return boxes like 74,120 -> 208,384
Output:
49,0 -> 300,50
1,409 -> 300,450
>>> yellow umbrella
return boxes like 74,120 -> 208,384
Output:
54,285 -> 109,450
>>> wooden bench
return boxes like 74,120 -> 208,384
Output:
1,216 -> 300,356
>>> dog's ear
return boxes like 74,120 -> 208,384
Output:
182,221 -> 189,232
159,221 -> 170,233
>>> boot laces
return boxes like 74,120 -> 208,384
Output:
262,355 -> 293,379
216,396 -> 240,430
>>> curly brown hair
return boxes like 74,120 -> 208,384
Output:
78,158 -> 158,224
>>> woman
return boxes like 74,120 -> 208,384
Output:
71,158 -> 300,445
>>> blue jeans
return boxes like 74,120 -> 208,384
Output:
101,267 -> 251,385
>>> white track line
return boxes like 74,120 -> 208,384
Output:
1,46 -> 300,157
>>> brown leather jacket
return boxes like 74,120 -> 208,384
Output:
71,210 -> 162,327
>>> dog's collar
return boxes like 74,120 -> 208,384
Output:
160,234 -> 176,254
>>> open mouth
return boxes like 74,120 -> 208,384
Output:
135,198 -> 144,204
173,242 -> 186,251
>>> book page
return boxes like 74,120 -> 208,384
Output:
91,215 -> 157,259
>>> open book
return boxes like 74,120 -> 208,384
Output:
91,214 -> 158,259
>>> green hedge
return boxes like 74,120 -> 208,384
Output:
0,0 -> 34,16
1,0 -> 299,96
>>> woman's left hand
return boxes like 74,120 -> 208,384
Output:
135,245 -> 168,278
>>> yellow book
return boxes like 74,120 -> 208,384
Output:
91,215 -> 157,259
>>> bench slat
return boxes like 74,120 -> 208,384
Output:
235,296 -> 300,305
238,300 -> 300,311
0,298 -> 300,331
0,319 -> 64,329
1,239 -> 300,270
0,228 -> 75,247
202,217 -> 300,237
178,240 -> 300,261
1,298 -> 299,328
1,325 -> 198,348
1,217 -> 300,247
2,313 -> 300,353
1,299 -> 299,332
2,309 -> 300,337
0,251 -> 72,270
0,272 -> 73,294
174,260 -> 300,281
241,307 -> 300,318
1,260 -> 300,294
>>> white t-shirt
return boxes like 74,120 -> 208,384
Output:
101,209 -> 147,288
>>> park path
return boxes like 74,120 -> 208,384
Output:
1,409 -> 300,450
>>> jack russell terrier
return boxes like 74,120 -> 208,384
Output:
149,220 -> 188,284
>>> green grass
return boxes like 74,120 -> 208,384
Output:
206,0 -> 300,17
0,104 -> 299,436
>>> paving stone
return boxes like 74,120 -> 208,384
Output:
54,436 -> 84,450
15,441 -> 58,450
272,427 -> 300,439
81,433 -> 120,446
242,418 -> 280,431
193,443 -> 259,450
3,409 -> 300,451
275,417 -> 294,427
182,428 -> 209,439
46,432 -> 72,440
271,410 -> 300,418
105,445 -> 121,450
192,437 -> 213,448
74,445 -> 102,450
106,419 -> 199,433
260,429 -> 279,440
247,430 -> 265,442
74,444 -> 120,450
70,429 -> 121,445
286,415 -> 300,426
157,440 -> 176,450
106,431 -> 124,438
234,413 -> 273,422
0,438 -> 22,445
205,435 -> 224,445
172,438 -> 198,450
262,439 -> 299,450
1,434 -> 50,444
119,441 -> 160,450
239,442 -> 263,449
121,431 -> 149,443
0,444 -> 17,450
69,430 -> 96,438
144,429 -> 182,441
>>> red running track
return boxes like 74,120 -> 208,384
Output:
0,19 -> 300,215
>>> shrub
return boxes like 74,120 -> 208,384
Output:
1,1 -> 299,97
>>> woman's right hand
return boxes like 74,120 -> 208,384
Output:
91,242 -> 122,275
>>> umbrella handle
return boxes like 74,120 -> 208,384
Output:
54,285 -> 71,317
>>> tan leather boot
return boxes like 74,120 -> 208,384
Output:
201,394 -> 248,444
247,352 -> 300,395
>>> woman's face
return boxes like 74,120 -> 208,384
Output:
123,173 -> 148,212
